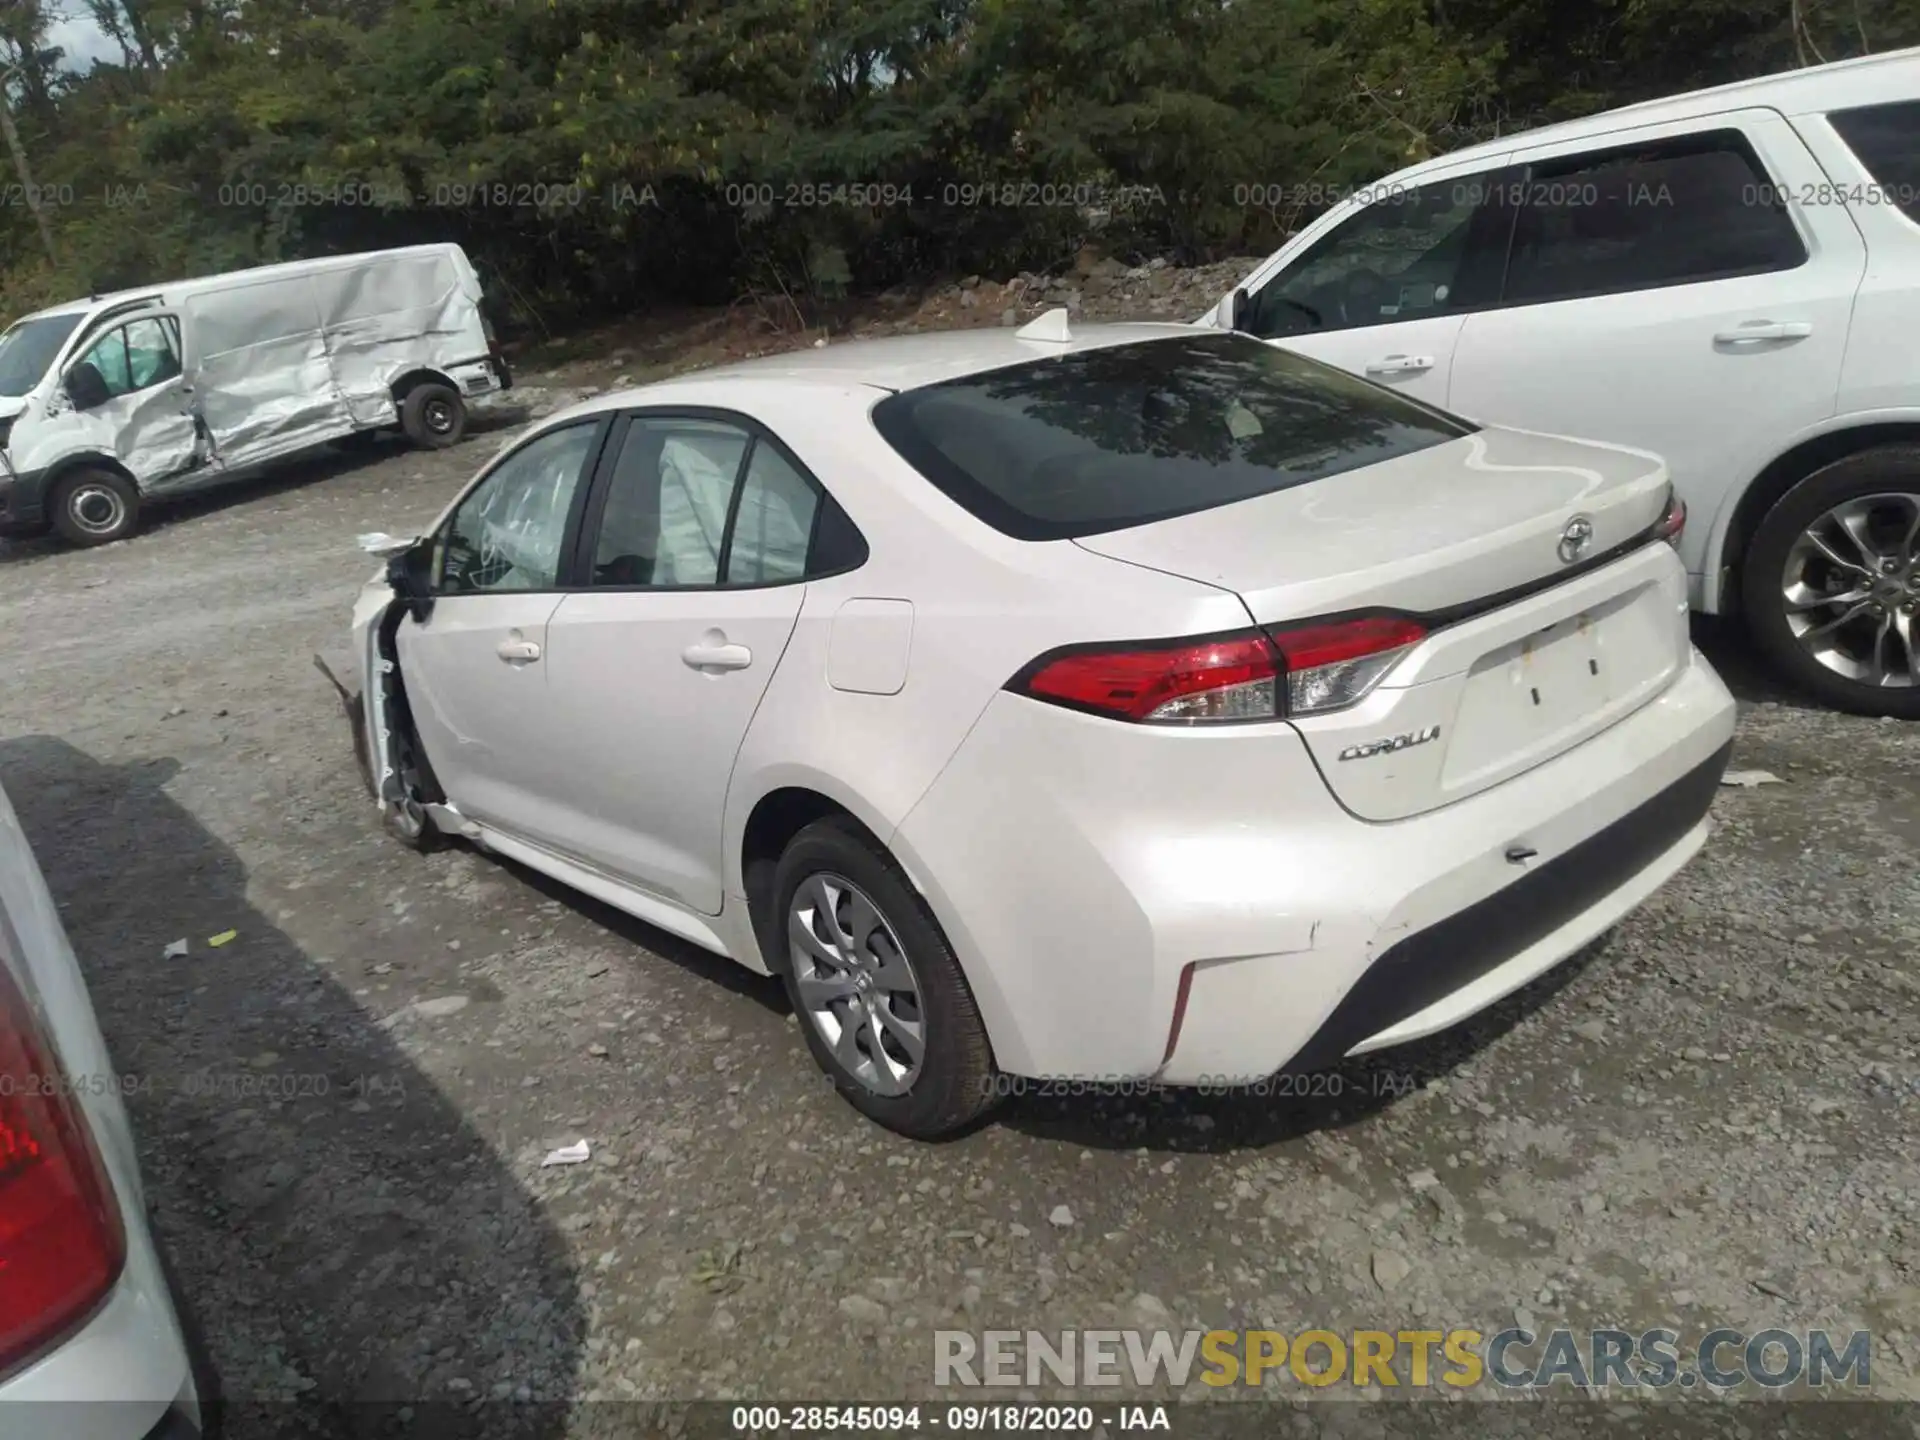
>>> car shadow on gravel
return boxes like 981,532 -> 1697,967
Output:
1690,613 -> 1824,711
0,736 -> 584,1440
999,939 -> 1604,1153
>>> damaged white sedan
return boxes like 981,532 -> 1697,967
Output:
345,317 -> 1736,1139
0,242 -> 509,546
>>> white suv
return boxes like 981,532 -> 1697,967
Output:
1206,47 -> 1920,717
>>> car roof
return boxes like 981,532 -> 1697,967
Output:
552,320 -> 1206,421
1391,44 -> 1920,182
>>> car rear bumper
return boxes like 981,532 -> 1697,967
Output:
892,646 -> 1737,1083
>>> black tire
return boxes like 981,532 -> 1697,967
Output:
772,818 -> 1000,1139
48,467 -> 140,547
380,712 -> 441,852
399,382 -> 467,449
1742,445 -> 1920,719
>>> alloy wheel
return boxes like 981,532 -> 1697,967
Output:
1780,491 -> 1920,689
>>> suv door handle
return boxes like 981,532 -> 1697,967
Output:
1364,354 -> 1435,375
682,641 -> 752,671
496,637 -> 542,663
1714,320 -> 1813,343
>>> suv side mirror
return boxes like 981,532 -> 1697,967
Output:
385,537 -> 437,623
64,361 -> 111,412
1227,288 -> 1252,333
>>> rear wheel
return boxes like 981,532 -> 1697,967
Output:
400,382 -> 467,449
48,467 -> 140,547
1743,446 -> 1920,718
772,818 -> 1000,1139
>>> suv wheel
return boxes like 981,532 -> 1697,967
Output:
1743,445 -> 1920,718
772,818 -> 1001,1139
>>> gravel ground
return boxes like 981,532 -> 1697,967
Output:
0,338 -> 1916,1437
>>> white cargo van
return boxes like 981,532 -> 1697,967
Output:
0,242 -> 510,546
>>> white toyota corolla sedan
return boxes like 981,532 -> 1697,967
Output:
348,316 -> 1737,1138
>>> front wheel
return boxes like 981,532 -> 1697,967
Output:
49,467 -> 140,547
1743,445 -> 1920,718
772,818 -> 1000,1139
399,382 -> 467,449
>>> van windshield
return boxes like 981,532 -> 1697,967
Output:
0,314 -> 84,397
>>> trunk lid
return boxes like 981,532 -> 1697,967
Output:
1075,426 -> 1691,820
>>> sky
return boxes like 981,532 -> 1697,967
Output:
43,5 -> 121,71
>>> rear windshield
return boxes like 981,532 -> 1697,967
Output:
870,332 -> 1474,540
1830,100 -> 1920,222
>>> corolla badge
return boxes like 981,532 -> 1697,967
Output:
1338,725 -> 1441,762
1558,514 -> 1595,564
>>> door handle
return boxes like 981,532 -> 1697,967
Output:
1714,320 -> 1813,344
1364,354 -> 1435,375
682,641 -> 752,671
496,637 -> 542,663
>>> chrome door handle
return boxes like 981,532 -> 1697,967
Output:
1713,320 -> 1812,343
1364,354 -> 1435,375
682,642 -> 752,671
496,637 -> 542,663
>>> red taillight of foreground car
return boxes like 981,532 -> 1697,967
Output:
1009,614 -> 1425,723
1653,488 -> 1687,548
0,964 -> 126,1372
1266,614 -> 1427,716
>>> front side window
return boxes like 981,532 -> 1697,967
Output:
872,332 -> 1474,541
438,422 -> 599,594
1503,130 -> 1806,305
1245,176 -> 1501,339
1830,99 -> 1920,222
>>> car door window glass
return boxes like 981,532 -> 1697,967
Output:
75,326 -> 133,396
438,422 -> 598,594
591,419 -> 750,587
1503,131 -> 1806,305
1830,100 -> 1920,222
123,317 -> 182,389
1245,177 -> 1497,339
724,443 -> 818,585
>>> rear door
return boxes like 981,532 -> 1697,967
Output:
535,412 -> 825,913
1446,111 -> 1866,601
1228,153 -> 1516,408
396,418 -> 606,844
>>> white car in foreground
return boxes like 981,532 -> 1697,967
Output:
349,318 -> 1736,1138
0,779 -> 206,1435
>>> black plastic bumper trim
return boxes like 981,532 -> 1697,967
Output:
1285,737 -> 1733,1074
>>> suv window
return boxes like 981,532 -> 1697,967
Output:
1504,130 -> 1805,305
1243,175 -> 1509,339
1830,100 -> 1920,222
871,332 -> 1475,542
437,422 -> 599,594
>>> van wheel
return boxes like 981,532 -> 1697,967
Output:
400,383 -> 467,449
773,818 -> 1000,1139
49,468 -> 140,547
1743,445 -> 1920,719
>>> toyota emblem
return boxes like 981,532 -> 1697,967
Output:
1558,515 -> 1594,565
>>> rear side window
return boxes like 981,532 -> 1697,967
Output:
1831,100 -> 1920,221
1504,130 -> 1806,305
870,333 -> 1474,541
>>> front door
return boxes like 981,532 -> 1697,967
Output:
1231,156 -> 1516,409
538,413 -> 820,912
68,313 -> 200,488
396,418 -> 604,846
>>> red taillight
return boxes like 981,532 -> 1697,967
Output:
1653,489 -> 1687,548
0,964 -> 126,1371
1010,629 -> 1280,723
1008,613 -> 1426,723
1266,613 -> 1426,715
